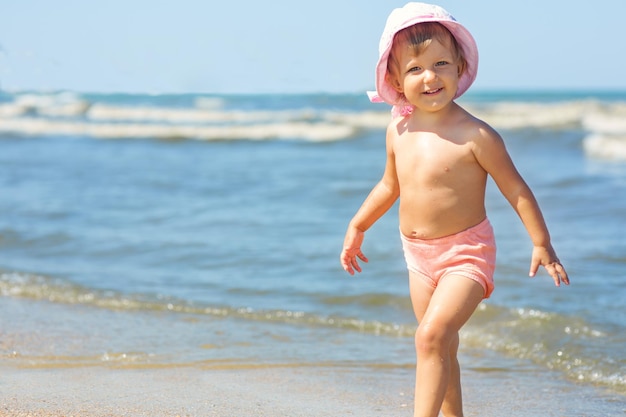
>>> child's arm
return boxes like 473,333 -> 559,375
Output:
341,125 -> 400,275
473,126 -> 569,287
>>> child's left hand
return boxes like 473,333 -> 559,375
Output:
340,227 -> 368,275
529,245 -> 570,287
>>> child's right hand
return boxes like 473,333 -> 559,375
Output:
529,245 -> 570,287
340,227 -> 368,275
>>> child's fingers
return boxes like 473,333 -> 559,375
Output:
350,251 -> 367,273
341,250 -> 367,275
528,258 -> 540,277
546,263 -> 561,286
340,252 -> 354,275
548,262 -> 569,286
557,263 -> 570,285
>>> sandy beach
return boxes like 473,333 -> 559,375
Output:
1,365 -> 624,417
4,365 -> 403,417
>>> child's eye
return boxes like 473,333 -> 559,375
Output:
435,61 -> 449,67
407,66 -> 421,73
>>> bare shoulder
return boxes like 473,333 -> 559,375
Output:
452,106 -> 505,152
385,115 -> 412,151
387,115 -> 410,138
453,107 -> 518,173
384,116 -> 407,155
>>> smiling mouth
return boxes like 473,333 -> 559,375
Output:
423,88 -> 443,95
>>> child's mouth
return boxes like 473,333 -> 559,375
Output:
424,88 -> 443,95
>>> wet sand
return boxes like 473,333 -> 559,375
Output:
1,365 -> 624,417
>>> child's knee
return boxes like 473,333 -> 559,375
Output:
414,323 -> 452,354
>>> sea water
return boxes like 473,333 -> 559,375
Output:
0,90 -> 624,404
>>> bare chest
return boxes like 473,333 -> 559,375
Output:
394,135 -> 478,187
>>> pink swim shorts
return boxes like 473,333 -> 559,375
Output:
400,218 -> 496,299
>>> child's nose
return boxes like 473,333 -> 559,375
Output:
423,68 -> 438,82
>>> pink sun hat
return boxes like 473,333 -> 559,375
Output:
367,2 -> 479,116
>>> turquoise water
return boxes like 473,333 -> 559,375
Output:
0,91 -> 624,404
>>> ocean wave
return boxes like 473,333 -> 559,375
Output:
580,111 -> 626,160
583,110 -> 626,134
86,104 -> 317,124
465,303 -> 625,394
1,92 -> 626,141
1,271 -> 623,393
582,134 -> 626,160
466,101 -> 592,129
0,92 -> 360,141
0,92 -> 90,118
0,271 -> 412,335
3,92 -> 626,159
0,117 -> 356,142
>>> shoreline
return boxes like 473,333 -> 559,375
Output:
1,365 -> 624,417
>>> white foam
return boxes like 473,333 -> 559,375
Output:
0,103 -> 26,118
583,134 -> 626,161
467,101 -> 597,129
4,94 -> 626,144
0,117 -> 355,142
194,97 -> 224,109
9,92 -> 90,117
86,104 -> 318,124
37,101 -> 90,117
583,112 -> 626,135
322,111 -> 390,129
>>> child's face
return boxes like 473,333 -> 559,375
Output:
388,37 -> 462,111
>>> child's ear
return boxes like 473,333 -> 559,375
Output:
457,58 -> 467,77
386,72 -> 403,93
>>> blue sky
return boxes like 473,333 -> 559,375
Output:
1,0 -> 624,94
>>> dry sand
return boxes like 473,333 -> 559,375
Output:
2,366 -> 405,417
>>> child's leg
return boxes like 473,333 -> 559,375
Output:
440,332 -> 462,417
409,274 -> 484,417
409,275 -> 463,415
